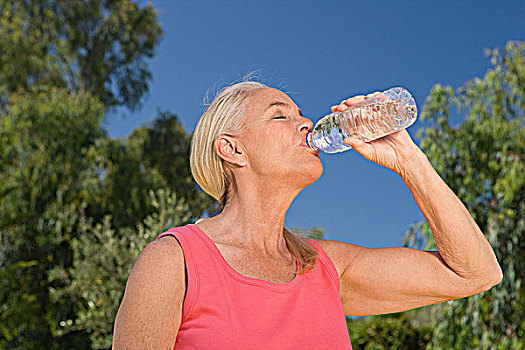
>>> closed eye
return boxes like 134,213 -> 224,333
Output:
274,115 -> 287,119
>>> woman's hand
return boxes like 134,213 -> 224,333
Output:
330,93 -> 424,177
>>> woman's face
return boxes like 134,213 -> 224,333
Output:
237,87 -> 323,188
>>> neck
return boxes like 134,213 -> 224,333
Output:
199,176 -> 302,258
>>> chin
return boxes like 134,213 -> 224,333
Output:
301,161 -> 324,187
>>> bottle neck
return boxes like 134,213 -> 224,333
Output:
306,132 -> 318,151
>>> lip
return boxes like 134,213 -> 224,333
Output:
300,143 -> 320,155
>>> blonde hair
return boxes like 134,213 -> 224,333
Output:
190,80 -> 318,274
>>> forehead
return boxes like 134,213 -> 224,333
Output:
246,87 -> 297,113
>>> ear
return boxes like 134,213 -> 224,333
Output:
214,135 -> 247,167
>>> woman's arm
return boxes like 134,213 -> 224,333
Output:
113,236 -> 186,349
320,150 -> 502,316
319,95 -> 503,316
399,150 -> 502,282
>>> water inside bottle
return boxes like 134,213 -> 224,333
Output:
308,99 -> 417,153
344,99 -> 417,142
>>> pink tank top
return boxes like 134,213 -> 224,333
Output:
156,224 -> 352,349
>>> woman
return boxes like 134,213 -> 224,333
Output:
112,81 -> 503,349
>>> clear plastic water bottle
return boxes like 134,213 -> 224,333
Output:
306,87 -> 417,153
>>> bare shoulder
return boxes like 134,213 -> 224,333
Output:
125,235 -> 186,299
113,236 -> 186,348
314,239 -> 368,279
138,235 -> 185,269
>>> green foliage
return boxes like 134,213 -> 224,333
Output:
347,313 -> 433,350
0,0 -> 162,110
80,136 -> 168,228
79,110 -> 214,229
48,188 -> 191,349
0,1 -> 210,348
126,110 -> 214,217
290,225 -> 325,239
0,87 -> 210,347
403,40 -> 525,349
0,88 -> 105,349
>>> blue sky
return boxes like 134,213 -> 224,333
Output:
105,1 -> 524,248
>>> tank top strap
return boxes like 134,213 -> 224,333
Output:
305,238 -> 341,290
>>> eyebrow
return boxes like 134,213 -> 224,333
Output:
265,101 -> 303,117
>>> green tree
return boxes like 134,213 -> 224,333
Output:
290,226 -> 325,240
48,188 -> 192,349
126,110 -> 214,217
0,0 -> 162,110
0,2 -> 202,347
0,88 -> 106,349
403,40 -> 525,349
347,312 -> 433,350
80,136 -> 168,229
0,91 -> 212,348
79,111 -> 214,229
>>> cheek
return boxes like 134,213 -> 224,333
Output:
247,132 -> 288,161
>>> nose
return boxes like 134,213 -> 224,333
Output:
299,116 -> 313,133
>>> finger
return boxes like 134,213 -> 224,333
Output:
337,103 -> 349,112
332,105 -> 342,113
333,93 -> 373,113
367,91 -> 387,102
343,136 -> 366,149
343,95 -> 367,106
